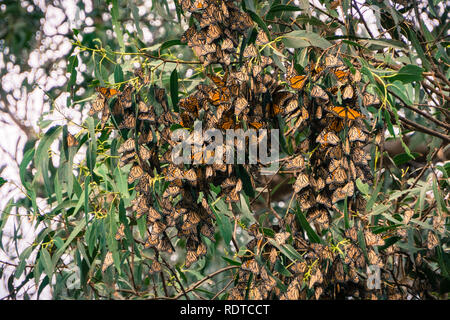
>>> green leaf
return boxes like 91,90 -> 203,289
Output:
67,55 -> 79,90
269,240 -> 303,262
130,2 -> 144,41
170,68 -> 179,112
246,10 -> 271,42
393,152 -> 420,166
356,178 -> 370,196
268,4 -> 303,14
15,246 -> 34,279
20,148 -> 35,190
388,65 -> 424,84
111,0 -> 125,52
114,64 -> 124,84
34,126 -> 62,174
295,207 -> 322,244
211,204 -> 232,248
160,39 -> 184,53
0,177 -> 6,188
40,248 -> 54,280
282,30 -> 332,49
236,165 -> 255,198
52,218 -> 87,266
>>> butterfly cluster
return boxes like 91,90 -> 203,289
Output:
227,53 -> 384,300
180,0 -> 254,67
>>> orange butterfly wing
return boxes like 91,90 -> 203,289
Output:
96,87 -> 119,98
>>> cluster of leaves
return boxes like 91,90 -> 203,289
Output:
0,0 -> 449,300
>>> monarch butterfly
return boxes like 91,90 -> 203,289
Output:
362,92 -> 380,107
200,223 -> 215,240
90,96 -> 106,115
242,259 -> 259,274
333,68 -> 349,83
221,37 -> 234,51
243,44 -> 258,58
117,84 -> 134,109
147,207 -> 162,223
114,224 -> 125,241
330,106 -> 363,120
66,133 -> 78,148
226,188 -> 240,203
196,242 -> 207,257
162,185 -> 180,198
102,252 -> 114,272
206,24 -> 221,44
128,165 -> 143,184
311,85 -> 329,102
326,167 -> 347,185
315,105 -> 323,119
316,191 -> 332,208
144,235 -> 159,248
255,29 -> 269,46
234,96 -> 248,116
150,260 -> 162,273
185,251 -> 199,268
183,168 -> 197,182
284,280 -> 300,300
329,158 -> 348,172
316,130 -> 340,145
343,138 -> 351,155
151,221 -> 166,235
179,95 -> 200,115
118,138 -> 135,153
342,84 -> 354,100
96,87 -> 119,98
288,75 -> 307,90
260,55 -> 273,68
325,55 -> 343,68
293,173 -> 310,193
260,268 -> 277,291
364,230 -> 385,246
284,98 -> 299,114
331,181 -> 354,203
310,176 -> 325,192
249,121 -> 264,129
328,117 -> 344,132
427,231 -> 439,250
284,154 -> 305,171
298,189 -> 315,211
157,237 -> 173,253
208,88 -> 230,106
119,113 -> 136,129
352,148 -> 371,165
186,211 -> 201,225
166,165 -> 184,181
348,126 -> 368,142
274,232 -> 290,246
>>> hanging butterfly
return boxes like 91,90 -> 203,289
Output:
311,85 -> 329,103
330,106 -> 364,121
331,181 -> 354,203
287,75 -> 307,91
362,92 -> 381,107
293,173 -> 310,193
66,133 -> 78,148
96,86 -> 120,99
316,130 -> 340,146
348,126 -> 368,142
128,165 -> 144,184
341,84 -> 354,101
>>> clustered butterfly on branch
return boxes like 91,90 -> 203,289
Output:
87,0 -> 401,299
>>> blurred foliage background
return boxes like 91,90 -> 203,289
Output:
0,0 -> 448,300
